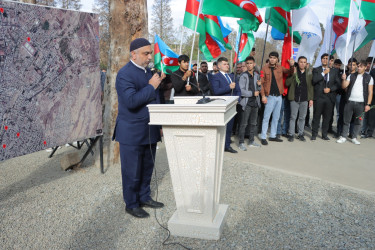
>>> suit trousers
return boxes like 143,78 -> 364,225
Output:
225,118 -> 235,149
119,143 -> 156,209
238,104 -> 259,143
312,96 -> 334,137
342,101 -> 364,139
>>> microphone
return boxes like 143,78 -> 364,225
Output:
166,69 -> 212,104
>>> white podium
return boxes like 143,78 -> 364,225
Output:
148,96 -> 237,240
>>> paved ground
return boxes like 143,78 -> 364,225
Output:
0,135 -> 375,249
231,126 -> 375,193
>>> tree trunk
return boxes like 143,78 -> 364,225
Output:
99,0 -> 149,168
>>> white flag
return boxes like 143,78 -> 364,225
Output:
369,40 -> 375,57
314,12 -> 334,67
292,6 -> 322,38
335,0 -> 366,64
297,32 -> 322,64
292,6 -> 322,64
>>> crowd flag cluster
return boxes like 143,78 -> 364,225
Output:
153,0 -> 375,75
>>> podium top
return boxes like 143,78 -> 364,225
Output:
147,96 -> 238,126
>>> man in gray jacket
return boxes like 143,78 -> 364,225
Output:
238,56 -> 261,151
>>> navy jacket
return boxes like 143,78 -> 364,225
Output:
210,72 -> 241,97
112,61 -> 161,146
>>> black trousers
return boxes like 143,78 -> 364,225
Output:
239,104 -> 259,143
312,96 -> 334,137
342,101 -> 364,139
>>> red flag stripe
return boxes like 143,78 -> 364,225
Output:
363,0 -> 375,3
205,15 -> 221,27
227,0 -> 263,23
185,0 -> 204,20
154,43 -> 160,55
205,33 -> 222,58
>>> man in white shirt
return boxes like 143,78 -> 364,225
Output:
337,60 -> 374,145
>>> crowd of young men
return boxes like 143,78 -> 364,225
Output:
163,49 -> 374,153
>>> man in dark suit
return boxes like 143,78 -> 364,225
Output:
311,53 -> 341,140
113,38 -> 165,218
210,57 -> 241,153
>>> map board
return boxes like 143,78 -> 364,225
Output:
0,1 -> 102,162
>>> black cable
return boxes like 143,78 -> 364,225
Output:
148,127 -> 192,250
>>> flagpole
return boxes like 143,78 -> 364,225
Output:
196,48 -> 200,84
261,10 -> 272,69
291,10 -> 294,57
188,0 -> 204,86
234,27 -> 243,80
179,26 -> 184,55
344,0 -> 354,75
328,0 -> 336,54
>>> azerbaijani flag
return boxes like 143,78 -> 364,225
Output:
183,0 -> 205,36
265,7 -> 302,44
253,0 -> 311,11
200,16 -> 232,61
281,28 -> 292,96
183,1 -> 233,51
202,0 -> 263,32
154,35 -> 179,74
335,0 -> 375,21
234,28 -> 254,63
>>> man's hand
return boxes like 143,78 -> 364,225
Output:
229,82 -> 235,89
149,73 -> 162,89
324,88 -> 330,94
323,68 -> 330,75
160,72 -> 166,80
254,91 -> 259,97
183,70 -> 192,80
185,85 -> 192,91
365,105 -> 371,112
309,100 -> 313,107
262,96 -> 267,104
342,73 -> 347,80
257,80 -> 261,86
288,58 -> 295,66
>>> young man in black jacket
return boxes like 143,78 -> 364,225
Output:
171,55 -> 199,96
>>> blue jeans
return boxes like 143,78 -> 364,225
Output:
261,95 -> 282,139
277,97 -> 290,135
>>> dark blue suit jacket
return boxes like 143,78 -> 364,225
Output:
210,72 -> 241,97
113,61 -> 161,146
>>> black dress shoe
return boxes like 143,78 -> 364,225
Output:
140,198 -> 164,208
125,207 -> 150,218
261,139 -> 268,145
297,135 -> 306,141
269,137 -> 283,142
224,147 -> 238,153
288,135 -> 294,142
311,135 -> 316,140
322,136 -> 330,140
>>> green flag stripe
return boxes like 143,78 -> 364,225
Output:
355,22 -> 375,51
183,12 -> 205,35
266,8 -> 288,34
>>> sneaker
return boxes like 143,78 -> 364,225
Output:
297,135 -> 306,142
248,141 -> 261,148
261,139 -> 268,145
351,138 -> 360,145
238,143 -> 247,151
336,136 -> 347,143
288,135 -> 294,142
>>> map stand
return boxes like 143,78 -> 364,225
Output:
48,136 -> 104,173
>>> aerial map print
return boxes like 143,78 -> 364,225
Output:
0,1 -> 102,162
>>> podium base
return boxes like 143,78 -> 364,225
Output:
167,204 -> 228,240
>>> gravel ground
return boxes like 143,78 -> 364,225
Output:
1,143 -> 375,249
